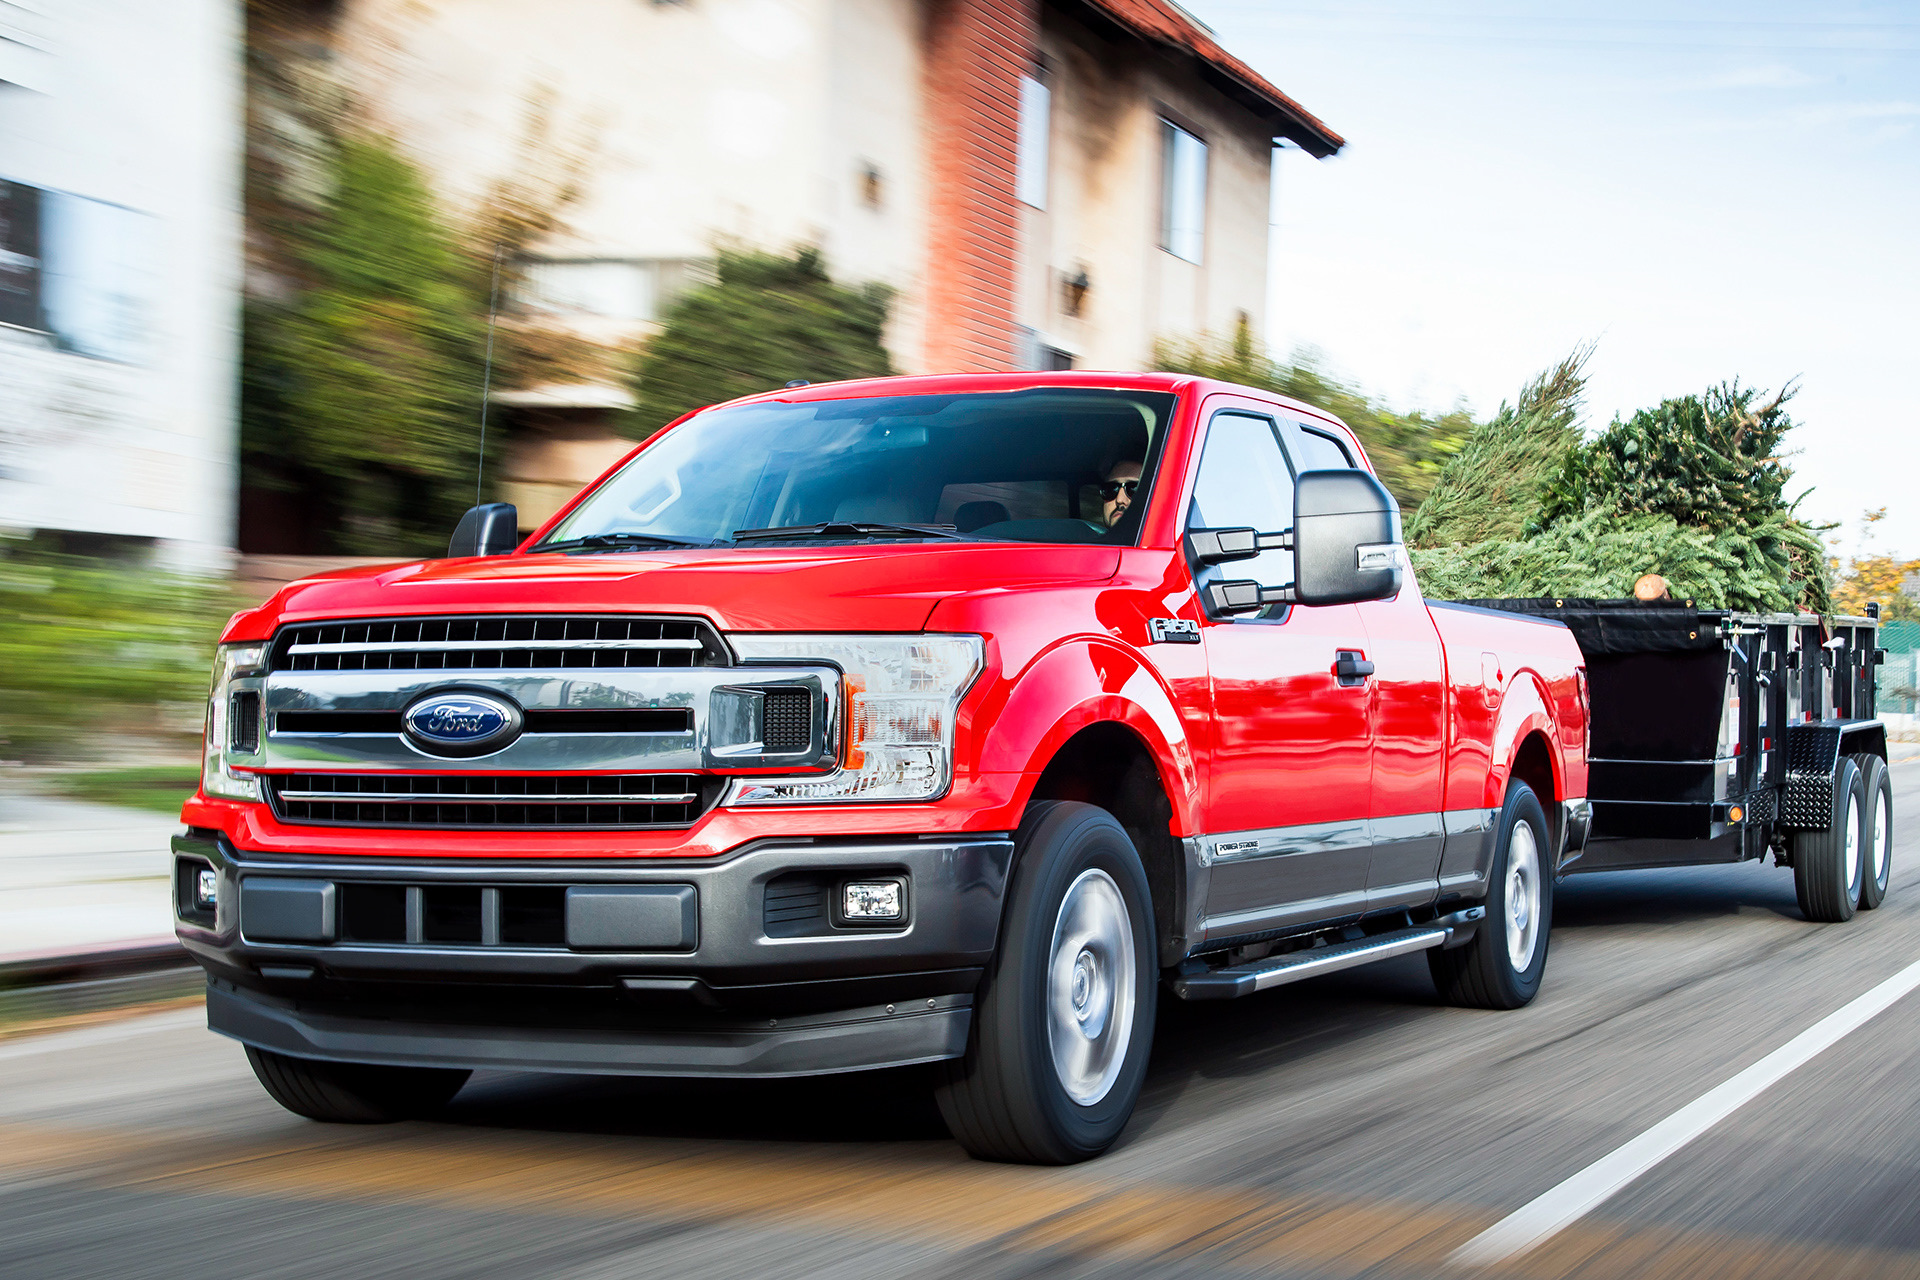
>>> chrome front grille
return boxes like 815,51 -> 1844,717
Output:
270,615 -> 727,673
267,772 -> 713,829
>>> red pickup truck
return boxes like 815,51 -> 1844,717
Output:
175,371 -> 1589,1163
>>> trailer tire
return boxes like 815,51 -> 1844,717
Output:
1429,781 -> 1552,1010
245,1047 -> 470,1123
935,800 -> 1157,1164
1854,754 -> 1892,911
1793,757 -> 1864,923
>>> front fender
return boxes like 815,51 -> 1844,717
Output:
964,638 -> 1202,836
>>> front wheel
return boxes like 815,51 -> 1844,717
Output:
935,801 -> 1157,1164
1429,781 -> 1553,1009
246,1046 -> 470,1123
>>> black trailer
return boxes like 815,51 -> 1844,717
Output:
1464,598 -> 1893,921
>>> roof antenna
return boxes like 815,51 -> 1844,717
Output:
477,245 -> 503,505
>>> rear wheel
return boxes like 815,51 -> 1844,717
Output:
1793,756 -> 1864,923
935,801 -> 1157,1164
245,1046 -> 470,1123
1855,754 -> 1893,910
1429,781 -> 1553,1010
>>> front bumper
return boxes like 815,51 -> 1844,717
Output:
174,829 -> 1011,1076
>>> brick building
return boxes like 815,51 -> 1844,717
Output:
277,0 -> 1342,529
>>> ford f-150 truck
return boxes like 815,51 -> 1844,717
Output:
174,371 -> 1589,1163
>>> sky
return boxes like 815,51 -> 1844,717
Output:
1185,0 -> 1920,563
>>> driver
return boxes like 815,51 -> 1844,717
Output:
1099,460 -> 1142,528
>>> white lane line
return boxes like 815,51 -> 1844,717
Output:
1451,954 -> 1920,1267
0,1008 -> 205,1064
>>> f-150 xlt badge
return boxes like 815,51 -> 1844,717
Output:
1149,618 -> 1201,644
402,689 -> 524,757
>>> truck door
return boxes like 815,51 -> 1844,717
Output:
1189,400 -> 1374,933
1282,418 -> 1448,914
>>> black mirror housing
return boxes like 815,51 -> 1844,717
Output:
1292,471 -> 1403,606
1186,526 -> 1293,567
448,502 -> 520,558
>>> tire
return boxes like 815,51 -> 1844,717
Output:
1793,756 -> 1864,923
1428,781 -> 1552,1010
245,1046 -> 470,1123
935,800 -> 1157,1164
1854,754 -> 1893,911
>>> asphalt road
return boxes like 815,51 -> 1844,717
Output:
7,766 -> 1920,1280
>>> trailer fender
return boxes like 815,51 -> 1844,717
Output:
1784,720 -> 1886,830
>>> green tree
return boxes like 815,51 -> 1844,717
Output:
1152,320 -> 1470,511
627,249 -> 894,438
244,135 -> 483,555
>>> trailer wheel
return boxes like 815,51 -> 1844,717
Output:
1792,757 -> 1865,923
935,800 -> 1157,1164
1855,755 -> 1893,911
245,1047 -> 469,1123
1429,781 -> 1552,1010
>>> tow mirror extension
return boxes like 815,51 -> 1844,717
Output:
1204,579 -> 1297,616
1187,526 -> 1292,566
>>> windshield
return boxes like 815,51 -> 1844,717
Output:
536,387 -> 1179,549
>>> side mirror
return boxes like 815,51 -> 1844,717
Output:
448,502 -> 520,558
1292,470 -> 1402,605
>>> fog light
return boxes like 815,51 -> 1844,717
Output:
842,880 -> 903,922
195,868 -> 219,910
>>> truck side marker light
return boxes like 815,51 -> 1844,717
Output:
1728,806 -> 1744,823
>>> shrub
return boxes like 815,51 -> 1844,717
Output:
0,548 -> 231,763
627,249 -> 894,438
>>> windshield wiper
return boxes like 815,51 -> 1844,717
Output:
535,532 -> 712,553
731,521 -> 968,543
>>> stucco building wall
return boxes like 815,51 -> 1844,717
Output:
0,0 -> 243,571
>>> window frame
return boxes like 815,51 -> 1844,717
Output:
1016,71 -> 1052,211
1185,406 -> 1299,623
1158,117 -> 1208,265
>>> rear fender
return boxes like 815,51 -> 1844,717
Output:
970,639 -> 1201,835
1486,669 -> 1563,809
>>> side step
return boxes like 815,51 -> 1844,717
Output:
1170,908 -> 1486,1001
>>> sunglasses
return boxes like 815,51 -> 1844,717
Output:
1097,480 -> 1141,500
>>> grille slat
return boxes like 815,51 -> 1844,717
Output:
268,772 -> 707,830
271,614 -> 724,673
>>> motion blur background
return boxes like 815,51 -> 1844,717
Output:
0,0 -> 1915,863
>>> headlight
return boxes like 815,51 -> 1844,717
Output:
726,635 -> 984,804
202,642 -> 268,802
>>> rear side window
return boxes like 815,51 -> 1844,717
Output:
1294,425 -> 1355,470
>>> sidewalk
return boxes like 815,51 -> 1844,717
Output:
0,792 -> 181,963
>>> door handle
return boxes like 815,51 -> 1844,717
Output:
1335,650 -> 1375,686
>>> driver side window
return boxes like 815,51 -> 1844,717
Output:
1189,411 -> 1295,590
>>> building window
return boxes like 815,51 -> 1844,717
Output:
1159,119 -> 1207,264
1016,73 -> 1051,210
1,178 -> 154,363
516,259 -> 707,324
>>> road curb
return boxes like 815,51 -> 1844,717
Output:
0,938 -> 190,990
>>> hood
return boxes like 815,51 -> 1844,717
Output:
225,543 -> 1122,641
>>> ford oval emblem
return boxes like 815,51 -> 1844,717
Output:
402,689 -> 523,757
